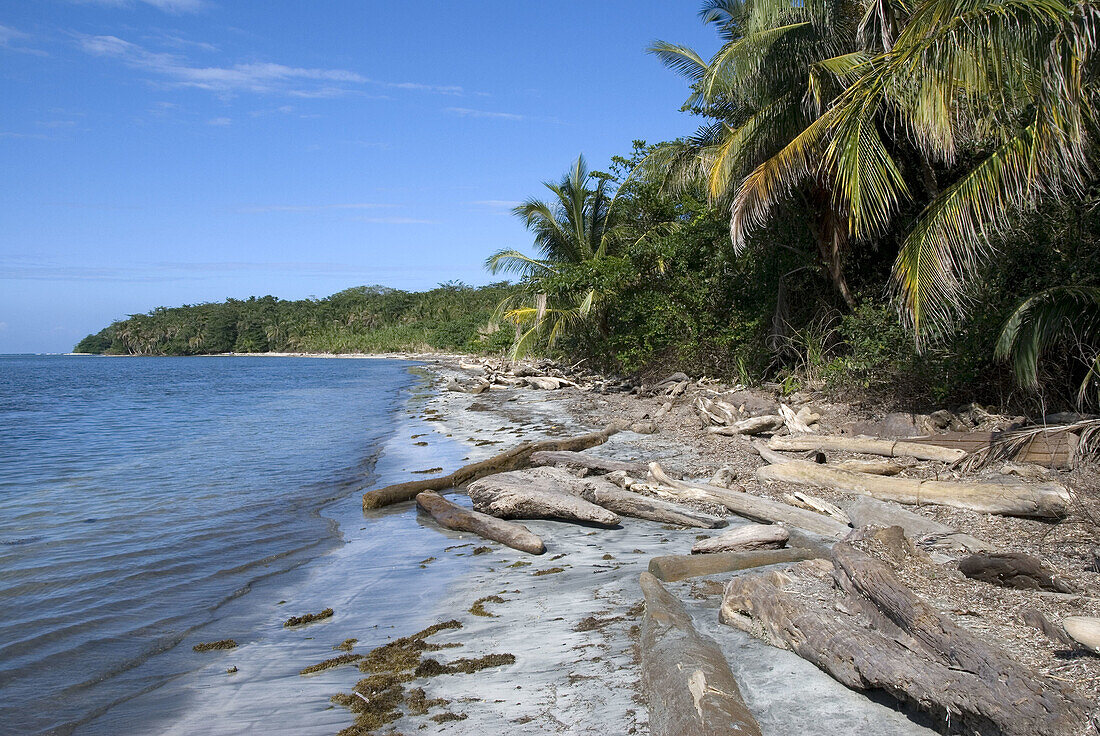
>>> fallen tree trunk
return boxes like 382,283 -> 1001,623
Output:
845,496 -> 993,553
758,459 -> 1071,519
691,524 -> 788,554
528,450 -> 646,476
467,469 -> 620,527
648,463 -> 850,539
415,492 -> 545,555
768,434 -> 967,463
706,415 -> 783,436
362,426 -> 620,510
581,484 -> 727,529
720,540 -> 1090,736
640,572 -> 763,736
648,547 -> 822,583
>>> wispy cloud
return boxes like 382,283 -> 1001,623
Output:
355,216 -> 438,225
0,131 -> 51,140
207,116 -> 231,126
385,81 -> 463,96
237,202 -> 394,214
0,24 -> 48,56
445,107 -> 525,121
470,200 -> 521,209
69,0 -> 209,13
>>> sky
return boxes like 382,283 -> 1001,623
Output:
0,1 -> 716,353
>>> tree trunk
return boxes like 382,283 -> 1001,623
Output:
415,491 -> 545,555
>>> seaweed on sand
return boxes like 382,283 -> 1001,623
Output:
300,653 -> 362,675
468,595 -> 505,617
283,608 -> 333,627
192,639 -> 237,652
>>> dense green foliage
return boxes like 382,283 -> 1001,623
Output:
73,283 -> 516,356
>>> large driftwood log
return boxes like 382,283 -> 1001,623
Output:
706,415 -> 783,436
648,547 -> 822,583
362,426 -> 620,510
754,440 -> 903,475
640,572 -> 763,736
648,462 -> 850,539
415,491 -> 545,555
757,458 -> 1071,518
467,469 -> 620,526
528,450 -> 647,476
846,496 -> 993,553
720,540 -> 1090,736
768,434 -> 967,463
957,552 -> 1074,593
691,524 -> 788,554
1063,616 -> 1100,655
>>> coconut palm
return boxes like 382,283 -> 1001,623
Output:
487,155 -> 672,358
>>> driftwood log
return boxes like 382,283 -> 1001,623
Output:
640,573 -> 763,736
362,426 -> 620,510
415,491 -> 545,555
648,546 -> 823,583
648,462 -> 850,539
757,458 -> 1071,519
691,524 -> 788,554
467,469 -> 620,527
529,450 -> 647,476
721,533 -> 1090,736
846,496 -> 993,553
1063,616 -> 1100,655
958,552 -> 1075,593
768,434 -> 967,463
706,415 -> 783,436
783,492 -> 850,525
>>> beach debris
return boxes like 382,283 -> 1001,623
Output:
334,638 -> 358,652
647,547 -> 822,583
283,608 -> 334,628
690,524 -> 789,554
192,639 -> 238,652
362,425 -> 623,510
532,567 -> 565,576
706,415 -> 783,436
782,492 -> 850,525
768,433 -> 968,463
528,450 -> 647,476
708,466 -> 738,488
845,496 -> 994,553
416,491 -> 546,555
757,458 -> 1071,518
226,666 -> 238,674
957,552 -> 1075,592
300,653 -> 363,675
469,595 -> 506,617
639,572 -> 763,736
720,530 -> 1091,736
467,470 -> 621,527
647,462 -> 850,539
1063,617 -> 1100,655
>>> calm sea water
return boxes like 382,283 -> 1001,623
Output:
0,356 -> 417,734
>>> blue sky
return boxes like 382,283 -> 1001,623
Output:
0,1 -> 715,353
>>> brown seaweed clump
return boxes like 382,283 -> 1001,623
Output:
334,638 -> 358,652
405,687 -> 448,716
331,673 -> 406,735
430,712 -> 468,723
533,567 -> 565,576
468,595 -> 506,617
192,639 -> 238,652
300,653 -> 363,675
415,653 -> 516,677
471,546 -> 492,555
283,608 -> 333,627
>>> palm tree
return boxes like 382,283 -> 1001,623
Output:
485,155 -> 629,357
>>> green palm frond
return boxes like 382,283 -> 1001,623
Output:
484,249 -> 556,278
995,286 -> 1100,401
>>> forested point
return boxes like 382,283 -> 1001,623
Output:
73,282 -> 516,357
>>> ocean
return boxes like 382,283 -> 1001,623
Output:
0,355 -> 468,735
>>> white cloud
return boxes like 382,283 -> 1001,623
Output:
69,0 -> 208,13
237,203 -> 395,214
445,107 -> 524,121
0,24 -> 48,56
207,116 -> 231,125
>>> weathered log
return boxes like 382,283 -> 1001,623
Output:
528,450 -> 647,476
707,415 -> 783,436
1063,616 -> 1100,655
362,426 -> 620,510
720,544 -> 1091,736
779,403 -> 813,433
654,401 -> 673,420
415,492 -> 545,555
831,458 -> 904,475
757,458 -> 1071,519
640,572 -> 763,736
783,492 -> 850,525
691,524 -> 788,554
468,469 -> 620,526
648,462 -> 850,539
846,496 -> 993,553
648,546 -> 822,583
768,434 -> 967,463
958,552 -> 1075,593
